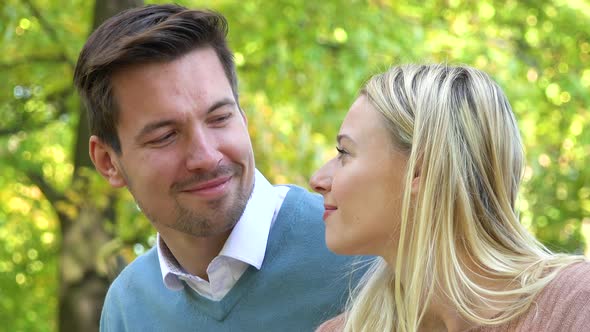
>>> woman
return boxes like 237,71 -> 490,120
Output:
310,64 -> 590,331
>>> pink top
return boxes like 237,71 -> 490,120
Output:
474,261 -> 590,331
317,261 -> 590,332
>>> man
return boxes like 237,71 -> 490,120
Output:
74,4 -> 361,331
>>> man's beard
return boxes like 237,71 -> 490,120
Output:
169,181 -> 252,237
133,163 -> 254,237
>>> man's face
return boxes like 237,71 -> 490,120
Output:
100,47 -> 254,238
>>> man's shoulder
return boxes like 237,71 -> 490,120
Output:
277,184 -> 321,199
276,184 -> 323,216
101,247 -> 165,330
107,246 -> 160,293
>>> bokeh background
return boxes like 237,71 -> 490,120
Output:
1,0 -> 589,331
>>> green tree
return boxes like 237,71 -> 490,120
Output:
1,0 -> 588,331
1,1 -> 144,331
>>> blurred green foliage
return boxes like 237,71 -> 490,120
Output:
0,0 -> 589,331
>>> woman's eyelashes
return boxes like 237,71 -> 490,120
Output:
336,146 -> 349,162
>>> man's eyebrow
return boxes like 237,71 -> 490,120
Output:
207,98 -> 236,113
134,98 -> 237,142
135,119 -> 177,142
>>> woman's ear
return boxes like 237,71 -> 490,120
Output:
89,135 -> 127,188
411,169 -> 420,194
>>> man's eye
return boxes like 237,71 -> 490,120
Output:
149,131 -> 176,145
211,113 -> 232,124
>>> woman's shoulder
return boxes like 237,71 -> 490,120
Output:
528,260 -> 590,329
474,261 -> 590,332
315,313 -> 346,332
546,260 -> 590,294
539,260 -> 590,309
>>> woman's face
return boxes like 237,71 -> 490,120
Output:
310,96 -> 410,258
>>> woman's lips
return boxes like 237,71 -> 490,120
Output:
323,204 -> 337,220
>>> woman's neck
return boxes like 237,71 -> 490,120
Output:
419,294 -> 474,332
389,253 -> 516,332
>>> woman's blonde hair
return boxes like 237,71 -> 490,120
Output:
343,64 -> 584,332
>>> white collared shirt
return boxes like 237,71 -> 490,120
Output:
157,169 -> 289,301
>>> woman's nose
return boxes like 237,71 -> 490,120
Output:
309,160 -> 334,195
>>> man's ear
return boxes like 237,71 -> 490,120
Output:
89,135 -> 127,188
238,107 -> 248,126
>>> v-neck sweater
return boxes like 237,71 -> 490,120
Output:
100,185 -> 362,331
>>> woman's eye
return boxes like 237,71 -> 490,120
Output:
336,146 -> 348,160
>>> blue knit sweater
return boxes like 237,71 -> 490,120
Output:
100,185 -> 362,331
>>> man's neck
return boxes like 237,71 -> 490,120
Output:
159,228 -> 231,280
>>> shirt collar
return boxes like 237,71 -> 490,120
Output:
157,169 -> 279,284
218,169 -> 278,269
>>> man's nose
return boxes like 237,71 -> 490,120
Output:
185,130 -> 223,171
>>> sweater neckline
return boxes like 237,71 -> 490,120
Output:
182,185 -> 306,321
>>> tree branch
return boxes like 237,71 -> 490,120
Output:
24,170 -> 65,206
0,54 -> 69,70
21,0 -> 75,68
23,168 -> 72,236
0,87 -> 74,136
0,117 -> 58,136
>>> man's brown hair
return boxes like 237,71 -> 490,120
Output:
73,4 -> 238,154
